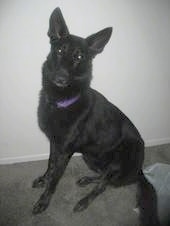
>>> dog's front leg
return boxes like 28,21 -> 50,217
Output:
32,141 -> 73,214
32,141 -> 59,188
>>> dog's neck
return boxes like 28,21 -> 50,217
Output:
43,84 -> 91,109
55,94 -> 80,108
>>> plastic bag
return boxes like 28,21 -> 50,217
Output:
144,163 -> 170,225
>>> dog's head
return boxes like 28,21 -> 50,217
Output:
43,7 -> 112,94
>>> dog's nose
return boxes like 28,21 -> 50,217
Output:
55,77 -> 68,87
54,69 -> 69,88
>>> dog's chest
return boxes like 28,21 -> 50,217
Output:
38,97 -> 88,147
39,104 -> 73,136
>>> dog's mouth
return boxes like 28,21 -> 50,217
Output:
53,80 -> 70,88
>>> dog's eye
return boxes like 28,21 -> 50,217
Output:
57,48 -> 63,54
56,44 -> 67,55
72,49 -> 85,63
77,55 -> 83,60
73,54 -> 84,63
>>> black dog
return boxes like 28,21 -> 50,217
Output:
32,7 -> 160,225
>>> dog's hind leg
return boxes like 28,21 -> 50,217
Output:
73,163 -> 120,212
76,162 -> 120,187
73,179 -> 107,212
76,175 -> 101,187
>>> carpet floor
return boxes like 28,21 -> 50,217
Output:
0,144 -> 170,226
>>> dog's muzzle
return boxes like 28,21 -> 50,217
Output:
54,69 -> 70,88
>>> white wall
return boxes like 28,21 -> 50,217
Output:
0,0 -> 170,164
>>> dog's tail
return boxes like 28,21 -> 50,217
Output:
137,170 -> 160,226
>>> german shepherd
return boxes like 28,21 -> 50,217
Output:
32,7 -> 160,226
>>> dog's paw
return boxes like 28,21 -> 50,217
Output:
32,176 -> 47,188
73,198 -> 89,212
32,196 -> 50,215
76,176 -> 92,187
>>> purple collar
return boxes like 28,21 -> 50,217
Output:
56,94 -> 80,108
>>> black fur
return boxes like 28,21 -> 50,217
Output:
32,7 -> 160,225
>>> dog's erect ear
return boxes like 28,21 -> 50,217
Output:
86,27 -> 112,56
48,7 -> 69,40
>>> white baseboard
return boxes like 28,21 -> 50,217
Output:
0,138 -> 169,165
0,153 -> 81,165
145,137 -> 170,147
0,153 -> 49,165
